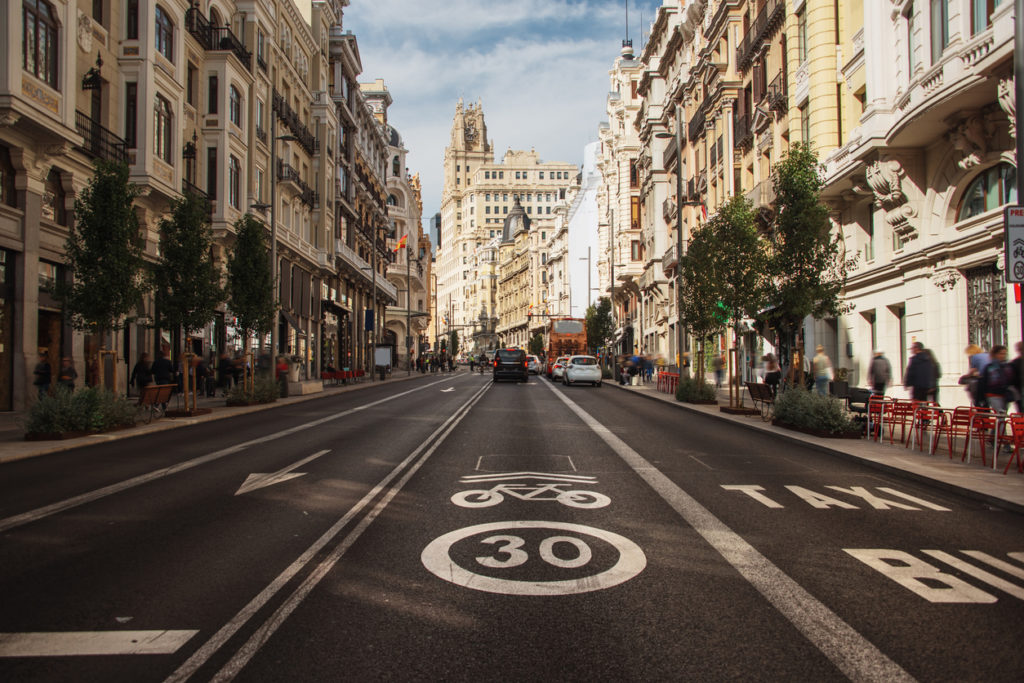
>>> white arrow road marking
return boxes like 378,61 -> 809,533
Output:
440,388 -> 455,393
0,630 -> 198,657
235,450 -> 330,496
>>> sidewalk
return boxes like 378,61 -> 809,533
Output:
610,379 -> 1024,514
0,370 -> 446,465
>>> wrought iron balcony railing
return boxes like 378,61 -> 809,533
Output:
75,110 -> 128,165
185,8 -> 252,71
767,71 -> 788,113
277,160 -> 317,209
736,0 -> 786,71
272,90 -> 318,155
734,113 -> 753,149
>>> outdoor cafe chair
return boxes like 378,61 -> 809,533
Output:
1002,414 -> 1024,474
867,395 -> 893,442
888,399 -> 920,446
964,407 -> 1000,467
908,402 -> 946,453
934,406 -> 977,460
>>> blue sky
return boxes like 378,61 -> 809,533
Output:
334,0 -> 662,239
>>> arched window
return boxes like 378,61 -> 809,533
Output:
387,194 -> 397,207
228,156 -> 240,209
229,85 -> 242,127
23,0 -> 59,88
957,163 -> 1017,222
154,95 -> 173,163
155,6 -> 174,62
392,155 -> 400,177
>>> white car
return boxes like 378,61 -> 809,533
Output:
563,355 -> 602,387
551,356 -> 570,381
526,355 -> 543,374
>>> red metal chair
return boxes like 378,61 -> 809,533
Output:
887,399 -> 919,445
867,395 -> 893,441
965,407 -> 999,466
1002,415 -> 1024,474
934,406 -> 976,460
908,403 -> 946,453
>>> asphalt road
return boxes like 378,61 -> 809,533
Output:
0,370 -> 1021,682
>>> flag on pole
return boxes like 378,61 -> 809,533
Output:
700,203 -> 708,222
392,234 -> 408,252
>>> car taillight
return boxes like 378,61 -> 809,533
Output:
493,360 -> 497,367
523,361 -> 528,367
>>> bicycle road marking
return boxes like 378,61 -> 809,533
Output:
421,521 -> 646,596
544,380 -> 916,683
0,375 -> 463,534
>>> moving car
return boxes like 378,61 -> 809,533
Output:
526,355 -> 543,375
492,348 -> 529,382
550,356 -> 570,381
563,355 -> 602,387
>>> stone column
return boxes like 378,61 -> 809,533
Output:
11,156 -> 44,411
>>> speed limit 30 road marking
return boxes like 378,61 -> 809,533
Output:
543,380 -> 915,683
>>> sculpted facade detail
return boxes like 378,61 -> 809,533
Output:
865,159 -> 917,240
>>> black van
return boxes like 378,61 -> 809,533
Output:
492,348 -> 528,382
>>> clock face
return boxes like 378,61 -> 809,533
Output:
464,124 -> 477,142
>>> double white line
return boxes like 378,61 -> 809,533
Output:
166,380 -> 491,682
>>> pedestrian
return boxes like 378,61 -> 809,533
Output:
763,353 -> 781,396
218,352 -> 234,395
198,356 -> 216,397
713,353 -> 725,388
921,346 -> 941,404
129,352 -> 153,396
151,350 -> 174,385
57,357 -> 77,392
812,345 -> 833,396
1012,342 -> 1024,413
959,343 -> 990,406
33,351 -> 51,399
276,355 -> 290,398
903,341 -> 935,401
978,345 -> 1014,413
866,350 -> 892,396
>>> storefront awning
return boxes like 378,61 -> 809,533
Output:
280,309 -> 307,336
322,299 -> 350,317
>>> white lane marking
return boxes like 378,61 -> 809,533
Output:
824,486 -> 921,510
441,388 -> 455,393
421,521 -> 646,595
0,630 -> 198,657
784,485 -> 859,509
721,485 -> 785,508
544,380 -> 915,683
962,551 -> 1024,581
875,487 -> 952,511
235,449 -> 330,496
923,550 -> 1024,600
459,472 -> 597,483
844,549 -> 997,603
0,375 -> 461,533
167,381 -> 492,683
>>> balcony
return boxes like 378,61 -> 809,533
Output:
745,178 -> 776,224
185,8 -> 251,71
662,243 -> 678,274
272,90 -> 318,155
181,179 -> 213,213
767,71 -> 788,113
277,160 -> 317,209
75,110 -> 127,165
736,0 -> 785,71
255,126 -> 267,144
662,197 -> 677,222
688,100 -> 707,141
734,113 -> 753,149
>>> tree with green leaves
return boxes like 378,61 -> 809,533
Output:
585,297 -> 615,354
226,214 -> 276,354
765,142 -> 845,380
449,329 -> 459,356
150,191 -> 223,349
56,160 -> 146,339
680,222 -> 726,377
528,333 -> 544,356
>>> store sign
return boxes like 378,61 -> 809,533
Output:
1003,206 -> 1024,283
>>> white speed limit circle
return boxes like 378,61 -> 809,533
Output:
421,521 -> 646,595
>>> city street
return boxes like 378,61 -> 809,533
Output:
1,371 -> 1022,682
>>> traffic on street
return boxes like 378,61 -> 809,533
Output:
1,371 -> 1021,681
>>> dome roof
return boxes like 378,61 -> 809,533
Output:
388,125 -> 401,147
501,196 -> 531,243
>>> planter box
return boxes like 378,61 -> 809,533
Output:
24,423 -> 135,441
679,398 -> 718,405
772,418 -> 861,439
721,406 -> 759,416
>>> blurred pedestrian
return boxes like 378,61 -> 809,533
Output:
812,345 -> 833,396
130,352 -> 152,396
33,351 -> 51,399
1013,342 -> 1024,413
152,350 -> 174,385
713,353 -> 725,387
979,345 -> 1013,413
763,353 -> 781,396
57,357 -> 77,392
960,343 -> 989,406
218,352 -> 234,395
903,341 -> 935,401
867,350 -> 892,396
921,346 -> 941,404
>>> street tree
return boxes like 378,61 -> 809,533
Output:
449,329 -> 459,356
528,333 -> 544,357
226,214 -> 276,355
150,191 -> 223,351
56,160 -> 147,345
585,297 -> 615,354
765,142 -> 845,380
679,222 -> 725,378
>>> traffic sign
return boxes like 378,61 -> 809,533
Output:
1004,206 -> 1024,283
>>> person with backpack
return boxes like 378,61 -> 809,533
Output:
903,341 -> 935,401
979,345 -> 1014,413
867,350 -> 892,396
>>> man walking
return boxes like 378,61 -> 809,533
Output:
903,341 -> 935,401
867,350 -> 892,396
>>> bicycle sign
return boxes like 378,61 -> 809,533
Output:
1003,207 -> 1024,283
450,472 -> 611,509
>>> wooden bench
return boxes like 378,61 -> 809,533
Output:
137,384 -> 175,423
745,381 -> 775,422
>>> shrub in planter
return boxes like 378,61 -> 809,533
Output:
773,386 -> 859,436
25,387 -> 136,436
226,376 -> 280,406
675,376 -> 717,403
601,366 -> 613,379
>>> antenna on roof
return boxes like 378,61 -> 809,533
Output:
621,0 -> 633,56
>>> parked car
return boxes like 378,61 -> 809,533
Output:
526,355 -> 543,375
550,356 -> 570,381
492,348 -> 529,382
563,355 -> 602,387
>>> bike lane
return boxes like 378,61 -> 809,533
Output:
225,377 -> 854,681
562,383 -> 1024,682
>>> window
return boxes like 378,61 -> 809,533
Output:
541,232 -> 546,240
126,0 -> 138,39
971,0 -> 1002,35
930,0 -> 949,63
631,240 -> 643,261
154,95 -> 173,164
630,160 -> 639,188
208,75 -> 218,114
38,260 -> 59,292
256,29 -> 266,67
229,85 -> 242,127
228,156 -> 240,209
125,83 -> 137,148
539,172 -> 544,179
957,163 -> 1017,221
546,207 -> 552,214
630,196 -> 640,230
186,63 -> 197,106
966,264 -> 1007,351
256,98 -> 264,132
92,0 -> 103,25
23,0 -> 59,88
393,155 -> 400,177
255,167 -> 264,202
0,144 -> 16,208
42,169 -> 65,225
207,147 -> 217,198
863,206 -> 875,261
485,206 -> 491,214
503,194 -> 508,202
155,6 -> 174,62
906,3 -> 917,76
800,104 -> 810,142
499,171 -> 504,179
797,9 -> 808,62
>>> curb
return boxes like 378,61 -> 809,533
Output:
609,382 -> 1024,516
0,371 -> 446,465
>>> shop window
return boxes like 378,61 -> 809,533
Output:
23,0 -> 59,89
957,163 -> 1017,222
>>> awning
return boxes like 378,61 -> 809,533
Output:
280,309 -> 307,336
322,299 -> 350,317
